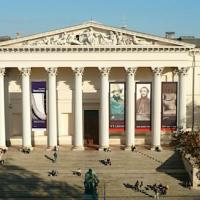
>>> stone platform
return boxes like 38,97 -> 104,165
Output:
0,146 -> 200,199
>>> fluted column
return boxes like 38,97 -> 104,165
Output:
178,67 -> 189,130
151,67 -> 163,150
20,68 -> 32,148
0,68 -> 6,148
46,67 -> 58,148
124,67 -> 137,150
72,67 -> 84,150
99,67 -> 111,150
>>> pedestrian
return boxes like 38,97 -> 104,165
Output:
48,169 -> 58,176
134,180 -> 139,191
140,181 -> 143,190
53,151 -> 57,163
188,181 -> 192,190
131,145 -> 136,152
106,158 -> 111,165
154,186 -> 160,199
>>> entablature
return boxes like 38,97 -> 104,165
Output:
0,46 -> 193,53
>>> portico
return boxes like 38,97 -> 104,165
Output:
0,21 -> 196,150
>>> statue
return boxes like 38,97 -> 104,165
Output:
100,31 -> 117,45
132,35 -> 152,45
84,168 -> 99,197
116,32 -> 126,45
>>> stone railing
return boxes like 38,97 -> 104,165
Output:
182,154 -> 200,190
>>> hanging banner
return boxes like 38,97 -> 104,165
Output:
161,82 -> 177,128
135,82 -> 151,128
31,81 -> 47,129
109,82 -> 125,131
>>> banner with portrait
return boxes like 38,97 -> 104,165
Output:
135,82 -> 151,128
31,81 -> 47,129
161,82 -> 177,128
109,82 -> 125,131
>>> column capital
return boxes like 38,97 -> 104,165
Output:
125,67 -> 137,76
151,67 -> 164,76
19,67 -> 31,76
72,67 -> 84,76
98,67 -> 111,76
178,67 -> 190,76
0,68 -> 5,76
45,67 -> 57,76
172,68 -> 179,76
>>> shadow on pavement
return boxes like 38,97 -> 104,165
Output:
0,164 -> 83,199
156,151 -> 189,183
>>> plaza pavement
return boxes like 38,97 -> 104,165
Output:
0,146 -> 200,199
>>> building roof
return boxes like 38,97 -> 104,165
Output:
0,36 -> 11,42
177,36 -> 200,48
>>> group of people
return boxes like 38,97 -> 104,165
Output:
100,158 -> 112,166
125,180 -> 169,199
145,183 -> 169,199
20,147 -> 31,154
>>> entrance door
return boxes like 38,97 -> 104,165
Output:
84,110 -> 99,146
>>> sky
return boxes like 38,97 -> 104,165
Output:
0,0 -> 200,38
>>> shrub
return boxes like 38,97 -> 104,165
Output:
171,128 -> 200,168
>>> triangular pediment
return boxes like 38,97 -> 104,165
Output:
0,21 -> 195,48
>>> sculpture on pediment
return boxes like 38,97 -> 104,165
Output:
21,27 -> 156,46
99,31 -> 118,45
116,32 -> 126,45
79,27 -> 99,45
132,35 -> 153,45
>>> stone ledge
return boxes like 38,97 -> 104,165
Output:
182,154 -> 200,190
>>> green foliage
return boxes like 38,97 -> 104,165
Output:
171,128 -> 200,168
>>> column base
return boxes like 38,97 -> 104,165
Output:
150,146 -> 162,152
22,146 -> 33,151
124,145 -> 136,151
0,146 -> 8,150
72,146 -> 85,151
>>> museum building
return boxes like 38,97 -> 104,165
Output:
0,21 -> 200,150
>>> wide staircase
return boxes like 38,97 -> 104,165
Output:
0,146 -> 200,199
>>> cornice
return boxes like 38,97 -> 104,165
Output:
0,46 -> 193,53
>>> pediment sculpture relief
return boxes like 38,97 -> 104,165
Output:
22,27 -> 155,46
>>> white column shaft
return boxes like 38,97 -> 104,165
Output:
0,69 -> 6,147
21,69 -> 32,147
74,73 -> 83,147
152,68 -> 163,147
48,71 -> 57,147
125,68 -> 136,148
178,69 -> 188,129
99,71 -> 109,148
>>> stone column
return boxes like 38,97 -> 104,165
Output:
124,67 -> 137,150
0,68 -> 7,148
72,67 -> 84,151
151,67 -> 163,150
46,67 -> 58,148
99,67 -> 111,150
20,68 -> 32,148
178,67 -> 189,130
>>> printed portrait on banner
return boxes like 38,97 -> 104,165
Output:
135,82 -> 151,128
161,82 -> 177,128
31,81 -> 47,129
109,82 -> 125,130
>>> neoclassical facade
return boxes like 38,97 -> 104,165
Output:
0,21 -> 200,150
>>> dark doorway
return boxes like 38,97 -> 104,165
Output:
84,110 -> 99,147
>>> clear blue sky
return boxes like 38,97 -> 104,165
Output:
0,0 -> 200,38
